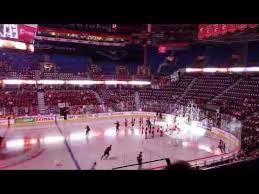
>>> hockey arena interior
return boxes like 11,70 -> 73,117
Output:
0,24 -> 258,170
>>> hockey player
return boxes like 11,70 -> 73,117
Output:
165,123 -> 169,131
124,118 -> 128,128
141,126 -> 144,134
146,118 -> 151,129
160,128 -> 163,137
219,140 -> 226,153
139,118 -> 142,126
222,142 -> 226,153
146,118 -> 149,128
85,125 -> 90,136
115,121 -> 120,132
149,127 -> 151,136
157,126 -> 160,133
131,118 -> 135,128
145,128 -> 148,139
172,124 -> 176,134
101,145 -> 112,160
0,136 -> 4,146
218,140 -> 224,153
7,117 -> 11,128
151,128 -> 155,138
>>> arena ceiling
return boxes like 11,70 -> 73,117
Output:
39,24 -> 198,44
38,24 -> 259,46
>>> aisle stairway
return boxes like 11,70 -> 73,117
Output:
209,78 -> 243,103
93,90 -> 103,104
37,91 -> 46,115
175,78 -> 197,104
134,91 -> 140,111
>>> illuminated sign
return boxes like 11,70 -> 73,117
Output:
0,39 -> 34,52
0,24 -> 18,39
158,46 -> 167,53
185,67 -> 259,73
0,24 -> 37,43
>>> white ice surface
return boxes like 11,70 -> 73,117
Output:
1,117 -> 233,170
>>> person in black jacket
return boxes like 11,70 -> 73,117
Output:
145,128 -> 148,139
124,118 -> 128,128
0,136 -> 4,146
137,152 -> 143,170
101,145 -> 112,160
91,162 -> 97,170
85,125 -> 90,136
131,118 -> 135,128
115,121 -> 120,132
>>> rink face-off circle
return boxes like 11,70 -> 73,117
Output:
0,112 -> 240,170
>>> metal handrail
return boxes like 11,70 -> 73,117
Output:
112,158 -> 171,170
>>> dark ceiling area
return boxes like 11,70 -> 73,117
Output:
39,24 -> 198,44
38,24 -> 259,46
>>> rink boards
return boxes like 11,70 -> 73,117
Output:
0,111 -> 156,126
0,111 -> 241,169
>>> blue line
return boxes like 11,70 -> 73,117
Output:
55,122 -> 81,170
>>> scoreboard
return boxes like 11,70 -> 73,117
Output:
0,24 -> 38,52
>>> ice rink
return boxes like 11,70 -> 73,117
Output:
0,116 -> 235,170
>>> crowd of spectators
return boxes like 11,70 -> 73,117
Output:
44,89 -> 100,114
98,88 -> 136,112
0,90 -> 38,116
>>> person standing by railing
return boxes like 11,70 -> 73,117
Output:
91,162 -> 97,170
137,152 -> 143,170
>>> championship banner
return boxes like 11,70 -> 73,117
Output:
221,24 -> 228,35
205,24 -> 213,38
198,24 -> 206,40
212,24 -> 219,37
198,24 -> 258,40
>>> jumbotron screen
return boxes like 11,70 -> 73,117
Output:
0,24 -> 38,52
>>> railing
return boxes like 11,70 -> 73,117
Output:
187,146 -> 240,169
112,158 -> 171,170
148,146 -> 240,170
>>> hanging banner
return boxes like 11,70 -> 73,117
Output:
198,24 -> 205,40
0,24 -> 37,43
236,24 -> 247,31
221,24 -> 228,35
248,24 -> 257,28
198,24 -> 258,40
227,24 -> 237,33
205,24 -> 213,38
212,24 -> 219,37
